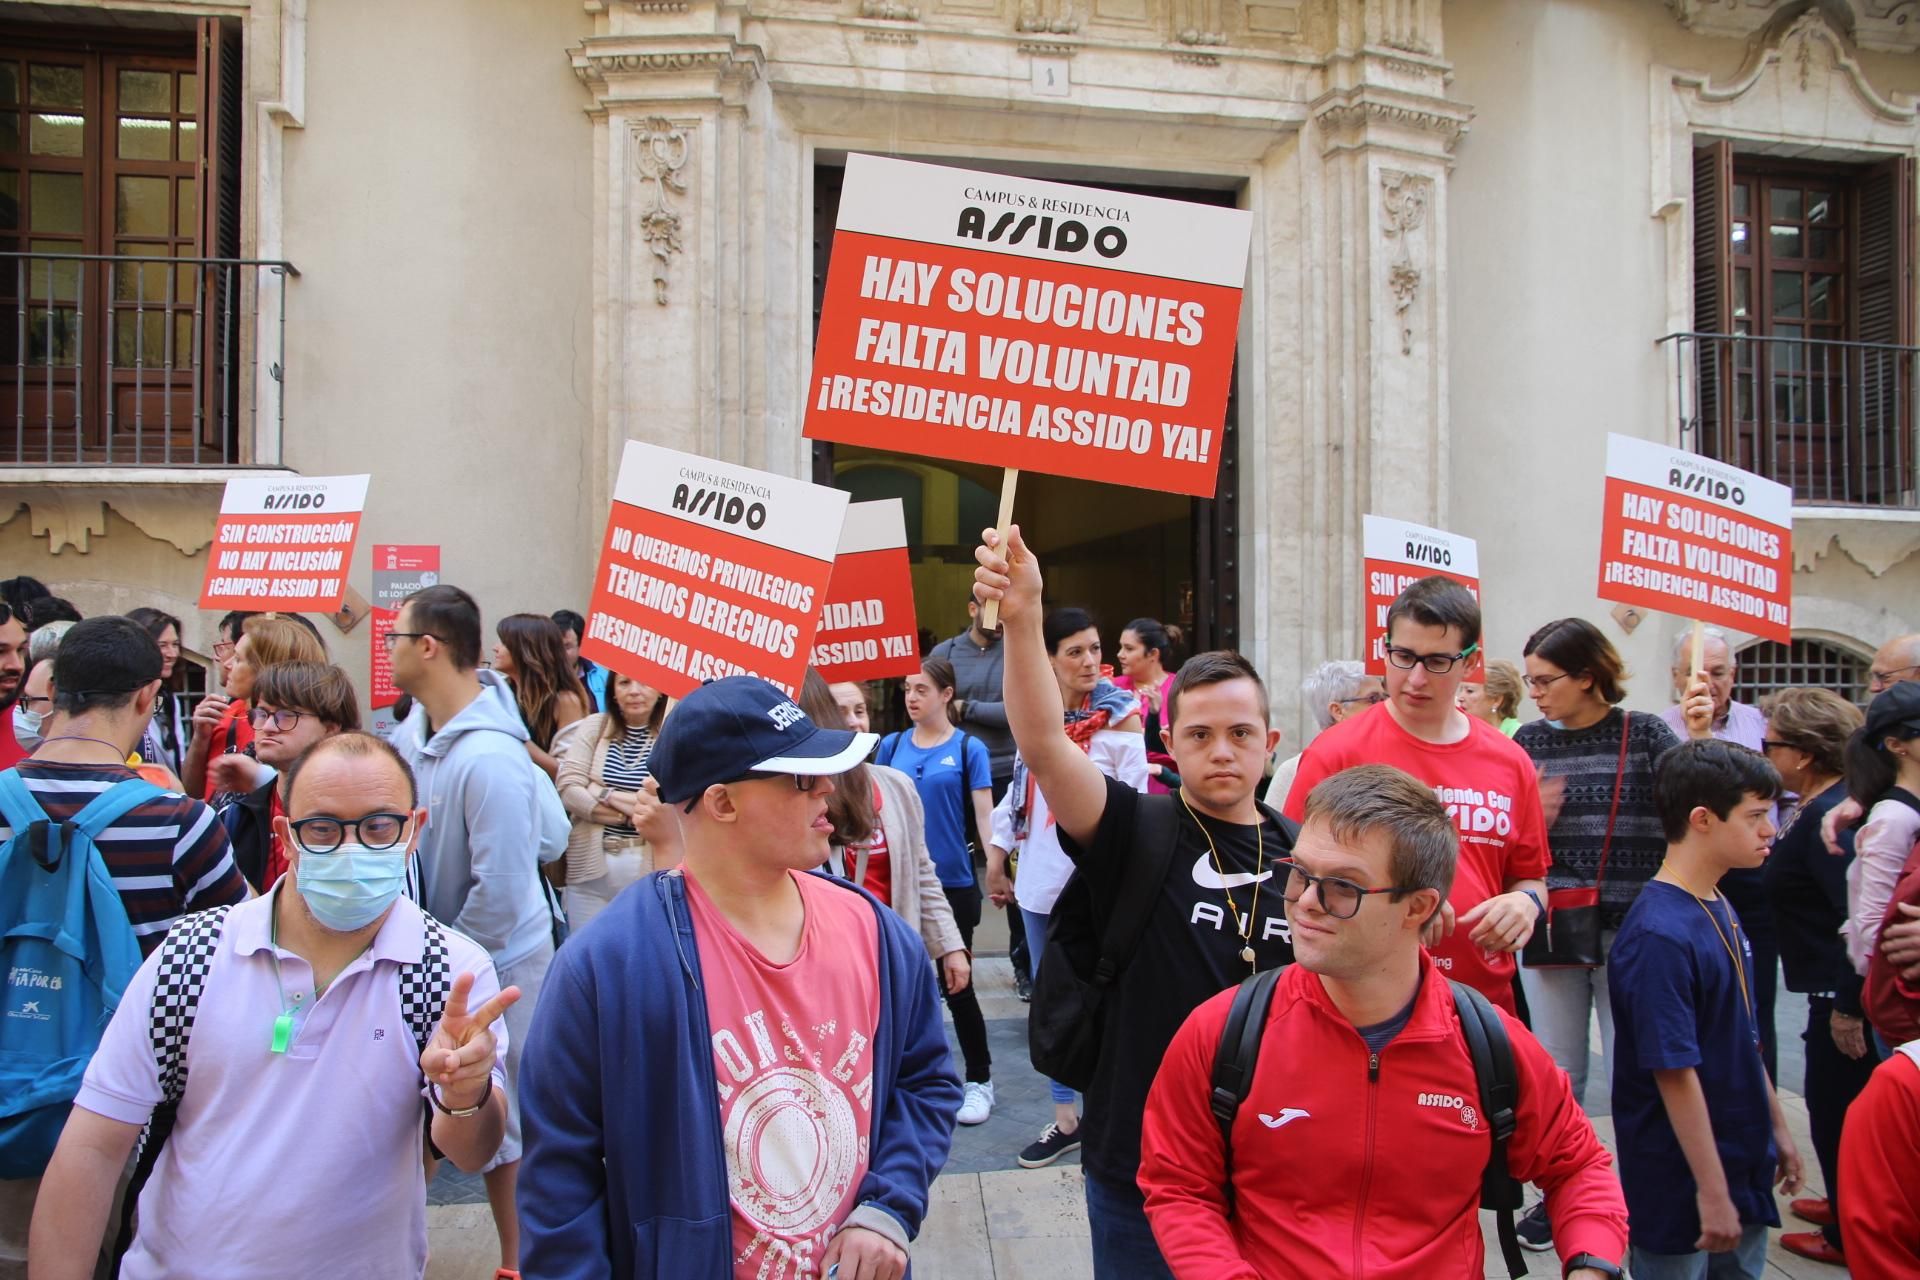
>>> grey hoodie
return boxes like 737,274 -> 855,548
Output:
394,669 -> 568,970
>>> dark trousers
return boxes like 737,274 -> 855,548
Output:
989,770 -> 1033,983
1085,1171 -> 1175,1280
1803,995 -> 1883,1250
942,882 -> 993,1083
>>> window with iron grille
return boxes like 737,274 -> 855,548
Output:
1734,637 -> 1871,708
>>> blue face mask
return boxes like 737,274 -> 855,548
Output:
295,844 -> 408,932
1546,719 -> 1567,731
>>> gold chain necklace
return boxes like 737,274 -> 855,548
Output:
1660,865 -> 1759,1048
1179,788 -> 1265,972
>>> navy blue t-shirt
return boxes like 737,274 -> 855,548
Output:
878,729 -> 991,887
1609,879 -> 1780,1253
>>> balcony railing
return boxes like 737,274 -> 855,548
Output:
1659,332 -> 1920,509
0,252 -> 297,468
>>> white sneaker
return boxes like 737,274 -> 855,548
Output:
956,1081 -> 995,1125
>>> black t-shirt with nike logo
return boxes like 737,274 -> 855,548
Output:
1059,775 -> 1297,1186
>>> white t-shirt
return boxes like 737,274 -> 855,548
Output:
76,890 -> 508,1280
991,728 -> 1148,914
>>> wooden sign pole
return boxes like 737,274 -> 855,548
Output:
979,468 -> 1021,632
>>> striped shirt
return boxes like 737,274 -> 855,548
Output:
2,761 -> 250,954
601,727 -> 655,837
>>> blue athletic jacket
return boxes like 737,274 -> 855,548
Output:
517,868 -> 962,1278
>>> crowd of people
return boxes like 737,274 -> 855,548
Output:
0,545 -> 1919,1280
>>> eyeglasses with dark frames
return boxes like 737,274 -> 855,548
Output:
682,771 -> 823,813
1523,672 -> 1572,693
1760,738 -> 1801,754
250,706 -> 312,732
1337,692 -> 1388,706
1277,858 -> 1409,920
1384,643 -> 1480,676
381,631 -> 438,652
287,812 -> 413,854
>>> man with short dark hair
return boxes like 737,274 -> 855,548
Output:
973,526 -> 1298,1279
29,731 -> 515,1280
390,584 -> 566,1275
1139,764 -> 1627,1279
550,609 -> 608,711
0,616 -> 248,1273
0,600 -> 28,771
518,676 -> 959,1280
1609,740 -> 1803,1279
1284,577 -> 1548,1015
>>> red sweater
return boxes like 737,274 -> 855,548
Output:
1839,1046 -> 1920,1277
1139,957 -> 1627,1279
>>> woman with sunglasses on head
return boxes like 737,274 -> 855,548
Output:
491,613 -> 591,781
219,661 -> 361,891
557,671 -> 669,928
1115,617 -> 1183,794
1507,617 -> 1678,1253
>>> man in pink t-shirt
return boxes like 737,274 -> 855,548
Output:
518,677 -> 961,1280
1285,577 -> 1550,1012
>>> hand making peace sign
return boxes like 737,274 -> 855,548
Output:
420,972 -> 521,1112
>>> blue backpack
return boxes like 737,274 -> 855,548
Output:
0,771 -> 156,1178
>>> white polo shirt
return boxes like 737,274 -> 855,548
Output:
76,888 -> 508,1280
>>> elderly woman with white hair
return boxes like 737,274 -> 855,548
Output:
1262,658 -> 1385,806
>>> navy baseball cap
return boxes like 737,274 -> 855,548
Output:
1865,681 -> 1920,743
650,675 -> 877,805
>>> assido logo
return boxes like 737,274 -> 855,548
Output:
1416,1092 -> 1479,1129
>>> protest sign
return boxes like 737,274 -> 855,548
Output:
199,474 -> 368,612
1362,515 -> 1482,679
369,545 -> 440,709
810,499 -> 921,684
803,154 -> 1251,501
1596,433 -> 1792,645
582,442 -> 850,699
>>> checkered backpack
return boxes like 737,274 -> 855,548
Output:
143,904 -> 451,1113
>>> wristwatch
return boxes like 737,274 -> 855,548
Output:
429,1080 -> 491,1118
1563,1254 -> 1623,1279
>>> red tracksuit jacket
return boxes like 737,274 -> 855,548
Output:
1139,956 -> 1628,1279
1839,1045 -> 1920,1278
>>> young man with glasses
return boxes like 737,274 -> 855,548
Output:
517,675 -> 960,1280
972,525 -> 1298,1279
1138,764 -> 1627,1279
30,731 -> 516,1280
1283,577 -> 1548,1013
219,661 -> 361,892
388,583 -> 568,1279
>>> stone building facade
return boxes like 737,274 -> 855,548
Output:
0,0 -> 1916,740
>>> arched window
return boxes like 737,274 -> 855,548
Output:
1733,637 -> 1871,707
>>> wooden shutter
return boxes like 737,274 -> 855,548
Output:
1852,155 -> 1914,504
1692,141 -> 1733,461
195,16 -> 241,457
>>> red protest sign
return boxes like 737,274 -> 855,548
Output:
1597,433 -> 1792,644
803,155 -> 1251,498
1362,515 -> 1482,678
370,545 -> 440,709
582,442 -> 850,699
198,475 -> 368,612
810,499 -> 920,684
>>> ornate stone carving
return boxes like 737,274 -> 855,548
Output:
1377,0 -> 1434,54
1313,95 -> 1472,153
1016,0 -> 1079,36
634,120 -> 691,307
1381,170 -> 1431,356
0,484 -> 228,555
1668,0 -> 1920,54
1172,0 -> 1226,47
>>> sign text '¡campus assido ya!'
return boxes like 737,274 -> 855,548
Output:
198,474 -> 368,613
804,154 -> 1251,499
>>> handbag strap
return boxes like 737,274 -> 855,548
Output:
1592,712 -> 1633,886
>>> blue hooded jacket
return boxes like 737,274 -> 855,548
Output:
517,867 -> 961,1278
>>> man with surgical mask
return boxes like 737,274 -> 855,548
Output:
29,732 -> 516,1280
12,657 -> 53,754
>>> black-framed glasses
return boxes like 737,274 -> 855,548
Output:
250,706 -> 311,732
1384,643 -> 1479,675
1523,672 -> 1571,693
1337,692 -> 1388,706
1278,858 -> 1407,919
683,771 -> 823,813
18,693 -> 50,711
1761,738 -> 1800,754
381,631 -> 436,652
287,812 -> 413,853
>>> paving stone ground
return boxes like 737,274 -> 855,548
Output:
426,957 -> 1851,1278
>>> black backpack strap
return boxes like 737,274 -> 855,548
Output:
1208,966 -> 1284,1211
1451,979 -> 1527,1279
1884,786 -> 1920,823
1091,793 -> 1181,987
